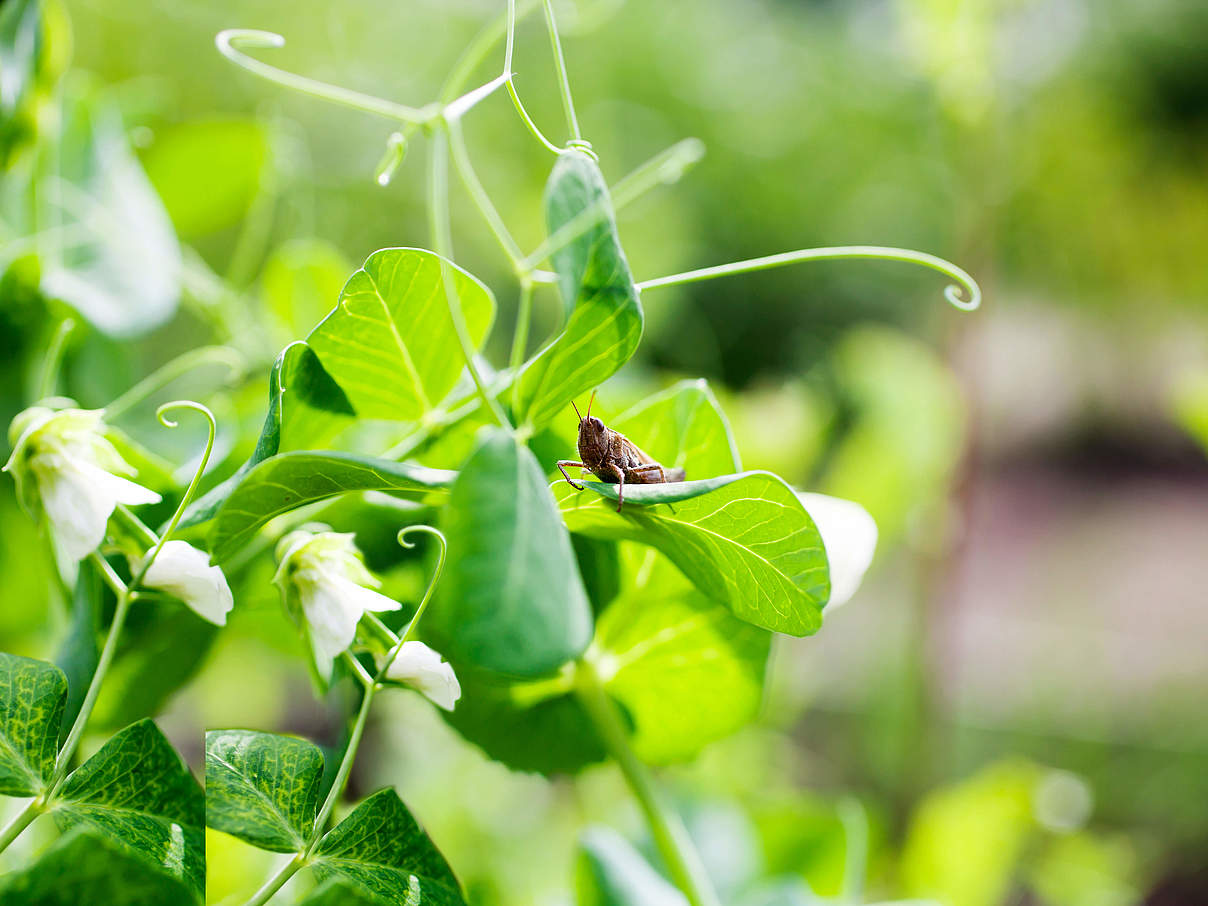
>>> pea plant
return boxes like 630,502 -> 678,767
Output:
0,1 -> 980,904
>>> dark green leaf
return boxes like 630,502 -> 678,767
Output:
557,472 -> 830,636
42,92 -> 181,336
0,653 -> 66,796
298,877 -> 389,906
141,117 -> 269,237
429,428 -> 593,677
205,728 -> 324,852
54,718 -> 205,900
54,560 -> 101,738
313,787 -> 464,905
0,826 -> 197,906
209,451 -> 455,562
307,247 -> 495,421
576,826 -> 689,906
572,534 -> 622,616
515,151 -> 643,430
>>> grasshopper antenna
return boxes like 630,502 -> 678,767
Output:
586,389 -> 596,419
571,399 -> 583,422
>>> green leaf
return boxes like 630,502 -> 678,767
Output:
54,718 -> 205,900
576,826 -> 689,906
209,451 -> 455,562
262,238 -> 353,340
595,586 -> 770,763
307,247 -> 495,421
42,91 -> 181,337
515,150 -> 643,430
53,559 -> 101,738
0,653 -> 66,796
0,826 -> 197,906
557,472 -> 830,636
205,728 -> 324,852
313,787 -> 465,905
429,428 -> 593,677
0,0 -> 41,120
141,117 -> 269,237
609,378 -> 742,477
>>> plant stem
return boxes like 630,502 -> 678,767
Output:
303,682 -> 376,857
541,0 -> 581,142
34,318 -> 75,403
446,117 -> 526,271
0,799 -> 42,854
509,276 -> 535,406
427,130 -> 513,430
635,245 -> 982,311
46,558 -> 134,796
243,854 -> 305,906
574,658 -> 721,906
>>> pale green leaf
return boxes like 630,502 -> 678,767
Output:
516,151 -> 643,430
313,787 -> 465,905
263,238 -> 353,340
205,729 -> 323,852
557,472 -> 830,636
54,718 -> 205,900
307,248 -> 495,421
429,428 -> 593,677
209,451 -> 455,562
609,378 -> 742,478
0,653 -> 66,796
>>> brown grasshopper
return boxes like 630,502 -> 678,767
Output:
557,392 -> 686,512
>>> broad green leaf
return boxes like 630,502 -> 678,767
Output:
55,718 -> 205,900
515,151 -> 643,430
263,238 -> 353,340
92,601 -> 218,731
205,729 -> 323,852
557,472 -> 830,636
313,787 -> 465,905
209,451 -> 455,562
308,248 -> 495,421
609,378 -> 742,478
54,559 -> 100,737
596,586 -> 770,763
0,653 -> 66,796
42,91 -> 181,337
299,877 -> 389,906
0,826 -> 196,906
176,341 -> 354,530
576,826 -> 689,906
429,428 -> 593,677
572,534 -> 622,615
141,117 -> 269,237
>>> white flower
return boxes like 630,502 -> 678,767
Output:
797,492 -> 878,610
139,540 -> 234,626
4,407 -> 161,565
274,529 -> 401,678
382,641 -> 460,711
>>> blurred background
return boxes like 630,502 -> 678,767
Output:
2,0 -> 1207,904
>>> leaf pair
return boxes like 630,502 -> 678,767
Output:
206,729 -> 465,905
0,654 -> 205,903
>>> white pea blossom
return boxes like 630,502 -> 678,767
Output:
381,641 -> 460,711
4,407 -> 160,565
797,492 -> 878,610
274,528 -> 401,678
138,540 -> 234,626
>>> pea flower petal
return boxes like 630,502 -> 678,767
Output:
797,491 -> 878,609
383,641 -> 461,711
139,540 -> 234,626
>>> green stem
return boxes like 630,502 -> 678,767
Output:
0,799 -> 42,854
46,558 -> 134,796
427,129 -> 512,429
636,245 -> 982,311
103,347 -> 244,420
504,0 -> 563,155
446,117 -> 526,271
509,276 -> 535,403
242,854 -> 305,906
34,318 -> 76,403
304,681 -> 377,857
574,658 -> 721,906
541,0 -> 581,142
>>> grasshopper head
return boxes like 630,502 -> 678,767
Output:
572,392 -> 607,462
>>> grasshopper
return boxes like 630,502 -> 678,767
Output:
557,392 -> 686,512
